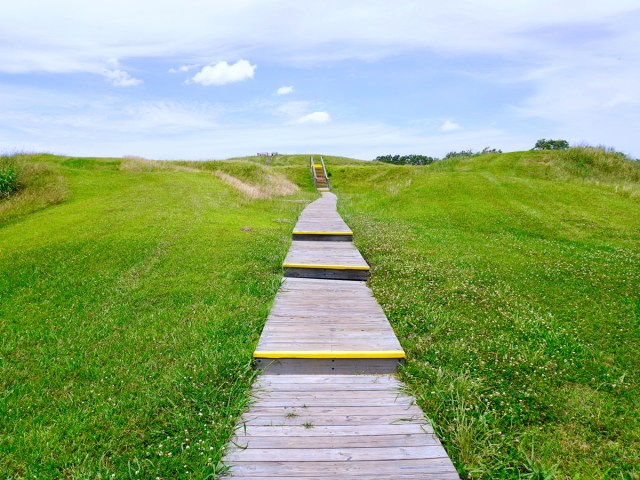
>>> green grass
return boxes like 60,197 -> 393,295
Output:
0,154 -> 314,478
331,149 -> 640,478
3,148 -> 638,478
0,154 -> 68,225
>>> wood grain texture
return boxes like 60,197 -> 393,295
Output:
254,278 -> 404,359
222,375 -> 459,478
284,241 -> 369,269
292,192 -> 352,236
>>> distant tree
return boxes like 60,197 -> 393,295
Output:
533,139 -> 570,150
375,154 -> 437,166
481,147 -> 502,154
444,150 -> 474,159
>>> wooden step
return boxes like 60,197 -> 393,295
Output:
254,278 -> 404,374
283,241 -> 369,281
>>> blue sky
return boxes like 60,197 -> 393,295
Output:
1,1 -> 639,160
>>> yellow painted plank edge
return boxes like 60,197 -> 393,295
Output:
283,263 -> 370,271
254,351 -> 406,359
293,231 -> 353,235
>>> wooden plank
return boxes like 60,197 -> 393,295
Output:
242,406 -> 424,416
231,424 -> 435,437
293,233 -> 353,242
226,475 -> 459,480
226,459 -> 459,476
255,358 -> 402,375
225,445 -> 450,462
284,267 -> 369,281
229,433 -> 441,448
254,374 -> 399,386
247,398 -> 414,407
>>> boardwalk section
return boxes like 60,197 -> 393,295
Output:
292,192 -> 352,241
254,278 -> 404,374
284,241 -> 369,281
224,375 -> 460,479
222,179 -> 459,478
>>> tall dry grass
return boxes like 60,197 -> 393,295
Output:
0,154 -> 68,224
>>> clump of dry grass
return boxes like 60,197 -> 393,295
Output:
213,170 -> 298,199
120,156 -> 180,172
0,154 -> 68,224
121,156 -> 299,199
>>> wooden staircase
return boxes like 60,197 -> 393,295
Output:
311,156 -> 330,191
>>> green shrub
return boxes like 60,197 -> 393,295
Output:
375,154 -> 437,165
0,162 -> 19,198
533,138 -> 570,150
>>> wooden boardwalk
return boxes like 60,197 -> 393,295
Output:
224,375 -> 459,479
222,187 -> 459,478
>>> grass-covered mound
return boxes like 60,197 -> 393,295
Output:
0,154 -> 314,478
332,148 -> 639,478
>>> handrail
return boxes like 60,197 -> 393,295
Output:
319,156 -> 331,189
310,156 -> 318,188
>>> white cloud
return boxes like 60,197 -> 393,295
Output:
103,69 -> 142,87
297,111 -> 331,124
441,120 -> 461,132
276,86 -> 294,95
190,60 -> 256,86
169,64 -> 200,73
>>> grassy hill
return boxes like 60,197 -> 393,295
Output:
0,154 -> 316,478
1,149 -> 638,478
331,149 -> 639,478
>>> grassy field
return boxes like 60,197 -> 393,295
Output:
331,149 -> 639,478
2,149 -> 638,479
0,154 -> 314,478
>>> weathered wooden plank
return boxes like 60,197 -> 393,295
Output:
255,358 -> 402,375
238,415 -> 426,426
226,475 -> 458,480
229,433 -> 441,449
254,374 -> 399,385
226,458 -> 459,476
293,233 -> 353,241
252,383 -> 403,392
225,445 -> 450,462
247,397 -> 414,407
242,406 -> 423,416
252,391 -> 413,400
231,423 -> 435,437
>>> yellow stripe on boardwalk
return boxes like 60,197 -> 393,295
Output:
254,350 -> 406,359
293,231 -> 353,235
283,263 -> 370,271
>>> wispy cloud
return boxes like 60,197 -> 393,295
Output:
441,120 -> 461,132
103,69 -> 142,87
169,64 -> 200,73
276,86 -> 294,95
297,111 -> 331,124
190,60 -> 256,86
